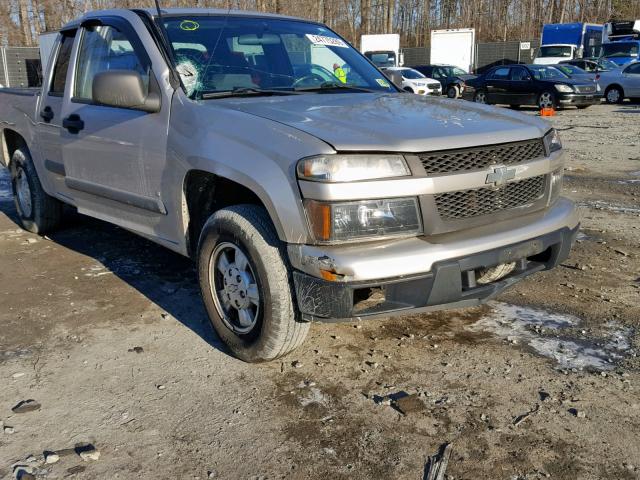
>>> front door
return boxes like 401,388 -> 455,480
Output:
509,66 -> 536,105
59,18 -> 169,233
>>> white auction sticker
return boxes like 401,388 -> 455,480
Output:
306,34 -> 348,48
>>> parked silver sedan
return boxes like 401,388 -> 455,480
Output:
598,61 -> 640,103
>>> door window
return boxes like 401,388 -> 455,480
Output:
74,25 -> 149,102
510,67 -> 530,81
50,32 -> 76,96
624,63 -> 640,75
489,67 -> 510,80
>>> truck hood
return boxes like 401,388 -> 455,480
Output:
214,93 -> 548,151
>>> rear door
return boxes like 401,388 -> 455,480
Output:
34,30 -> 77,197
485,67 -> 511,104
59,17 -> 170,232
622,63 -> 640,96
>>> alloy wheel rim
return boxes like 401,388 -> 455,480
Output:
475,92 -> 486,103
539,93 -> 554,108
607,89 -> 620,103
16,167 -> 32,218
210,242 -> 260,335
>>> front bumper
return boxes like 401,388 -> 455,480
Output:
557,93 -> 602,105
289,198 -> 579,322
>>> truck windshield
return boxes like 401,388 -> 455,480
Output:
538,46 -> 573,57
602,42 -> 639,58
364,51 -> 396,67
160,15 -> 396,98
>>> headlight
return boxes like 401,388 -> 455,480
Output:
549,167 -> 564,204
554,84 -> 574,93
297,155 -> 409,183
304,197 -> 422,243
543,129 -> 562,155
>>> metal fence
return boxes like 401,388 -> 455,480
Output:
0,47 -> 42,88
475,39 -> 540,73
401,39 -> 540,72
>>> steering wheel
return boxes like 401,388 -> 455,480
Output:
292,73 -> 327,88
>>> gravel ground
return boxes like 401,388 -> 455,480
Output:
0,102 -> 639,480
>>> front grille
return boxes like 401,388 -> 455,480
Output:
575,85 -> 597,94
435,175 -> 546,220
427,83 -> 441,89
419,139 -> 545,175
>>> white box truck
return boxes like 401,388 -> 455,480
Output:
361,34 -> 402,68
430,28 -> 475,73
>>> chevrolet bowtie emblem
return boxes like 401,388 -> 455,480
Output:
486,166 -> 516,187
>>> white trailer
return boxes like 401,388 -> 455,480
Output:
430,28 -> 475,73
360,34 -> 402,68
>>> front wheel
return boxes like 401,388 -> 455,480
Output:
403,86 -> 414,93
537,91 -> 557,109
474,90 -> 487,104
446,85 -> 458,98
197,205 -> 309,362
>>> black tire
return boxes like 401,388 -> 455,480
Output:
474,90 -> 488,104
403,86 -> 414,93
197,204 -> 309,362
537,91 -> 557,109
9,147 -> 63,234
446,85 -> 458,98
605,86 -> 624,104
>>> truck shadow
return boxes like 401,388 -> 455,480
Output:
0,186 -> 227,355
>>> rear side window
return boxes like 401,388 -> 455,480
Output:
50,32 -> 76,96
74,25 -> 149,102
510,67 -> 530,81
489,67 -> 510,79
625,63 -> 640,74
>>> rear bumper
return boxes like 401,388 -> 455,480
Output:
558,93 -> 602,105
293,224 -> 579,322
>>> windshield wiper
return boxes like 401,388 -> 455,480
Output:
295,82 -> 380,93
201,87 -> 302,99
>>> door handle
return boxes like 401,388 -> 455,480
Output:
62,114 -> 84,134
40,106 -> 54,123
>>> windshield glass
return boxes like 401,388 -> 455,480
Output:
539,46 -> 573,57
602,42 -> 639,58
364,51 -> 396,67
400,69 -> 425,79
448,66 -> 468,76
597,58 -> 618,70
161,16 -> 396,98
528,65 -> 570,80
556,64 -> 584,75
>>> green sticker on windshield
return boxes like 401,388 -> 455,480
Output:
376,78 -> 390,87
180,20 -> 200,31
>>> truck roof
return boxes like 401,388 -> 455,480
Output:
61,7 -> 313,31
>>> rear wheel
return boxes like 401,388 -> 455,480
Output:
537,91 -> 556,109
474,90 -> 487,104
197,205 -> 309,362
446,85 -> 458,98
605,86 -> 623,104
9,147 -> 63,234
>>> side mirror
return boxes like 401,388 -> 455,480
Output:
92,70 -> 161,113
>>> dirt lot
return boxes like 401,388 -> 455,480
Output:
1,102 -> 639,480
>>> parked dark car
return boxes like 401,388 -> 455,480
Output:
410,64 -> 476,98
559,58 -> 618,73
464,64 -> 602,109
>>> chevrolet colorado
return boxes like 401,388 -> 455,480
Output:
0,8 -> 579,362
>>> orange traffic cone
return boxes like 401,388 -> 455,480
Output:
540,107 -> 555,117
